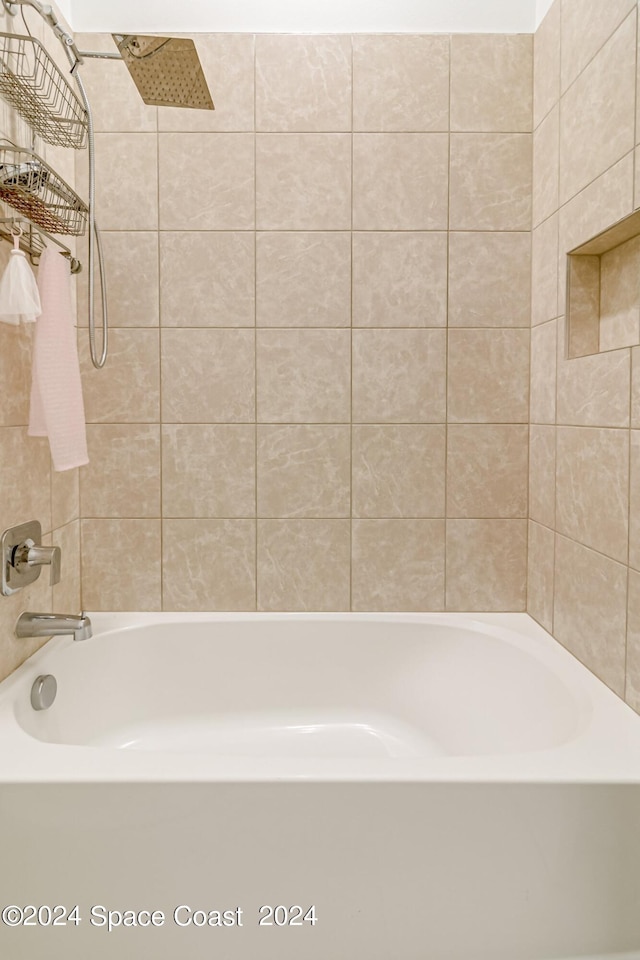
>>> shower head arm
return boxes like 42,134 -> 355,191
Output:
76,50 -> 123,61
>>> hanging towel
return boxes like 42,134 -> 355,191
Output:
28,246 -> 88,472
0,234 -> 42,325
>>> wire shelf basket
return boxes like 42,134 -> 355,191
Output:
0,32 -> 88,149
0,143 -> 87,236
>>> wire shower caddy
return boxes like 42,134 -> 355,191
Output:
0,143 -> 87,236
0,32 -> 88,149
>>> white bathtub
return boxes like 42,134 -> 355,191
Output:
0,612 -> 640,960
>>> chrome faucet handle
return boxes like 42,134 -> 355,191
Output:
14,540 -> 62,586
0,521 -> 62,596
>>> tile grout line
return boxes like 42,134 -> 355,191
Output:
444,33 -> 452,611
550,3 -> 563,639
625,371 -> 633,702
88,420 -> 543,427
628,5 -> 640,703
101,227 -> 535,235
553,529 -> 633,572
350,34 -> 354,612
556,145 -> 636,225
156,107 -> 164,611
558,5 -> 637,106
95,323 -> 534,331
525,26 -> 535,617
254,33 -> 258,613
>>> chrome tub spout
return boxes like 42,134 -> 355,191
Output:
15,612 -> 92,642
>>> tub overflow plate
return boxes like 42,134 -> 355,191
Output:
31,675 -> 57,711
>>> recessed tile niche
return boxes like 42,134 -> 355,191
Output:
566,210 -> 640,358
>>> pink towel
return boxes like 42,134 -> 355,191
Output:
28,247 -> 88,472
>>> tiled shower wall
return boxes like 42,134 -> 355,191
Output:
528,0 -> 640,710
75,32 -> 533,613
0,3 -> 81,685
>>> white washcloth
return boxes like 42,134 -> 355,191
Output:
28,246 -> 88,472
0,235 -> 42,325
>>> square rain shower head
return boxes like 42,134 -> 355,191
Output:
112,34 -> 214,111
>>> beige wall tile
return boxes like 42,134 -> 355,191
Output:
629,430 -> 640,570
557,347 -> 631,427
448,329 -> 530,423
633,347 -> 640,427
566,257 -> 600,357
353,232 -> 447,328
529,424 -> 556,528
80,329 -> 160,424
258,519 -> 349,611
52,520 -> 81,614
0,23 -> 601,650
559,154 -> 634,259
257,329 -> 350,423
163,519 -> 256,610
532,105 -> 559,227
257,233 -> 351,327
353,133 -> 449,230
637,29 -> 640,149
531,319 -> 558,424
352,519 -> 445,611
527,520 -> 555,633
47,142 -> 75,192
559,155 -> 635,315
556,426 -> 629,562
0,428 -> 51,537
532,213 -> 559,326
0,561 -> 53,684
77,134 -> 158,231
81,425 -> 161,518
450,34 -> 532,133
163,424 -> 255,519
449,133 -> 532,230
0,14 -> 82,679
256,35 -> 351,132
447,424 -> 528,519
626,568 -> 640,711
158,34 -> 255,132
162,329 -> 255,423
554,534 -> 627,696
78,232 -> 159,328
81,519 -> 162,611
561,0 -> 635,92
446,519 -> 527,611
52,468 -> 79,529
74,33 -> 157,133
448,232 -> 531,327
256,134 -> 351,230
353,35 -> 449,132
353,329 -> 446,423
0,323 -> 32,426
353,424 -> 446,518
534,0 -> 561,127
257,425 -> 350,518
160,233 -> 255,327
559,13 -> 636,205
159,133 -> 255,229
599,235 -> 640,351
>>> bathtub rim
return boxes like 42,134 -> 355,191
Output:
0,611 -> 639,785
